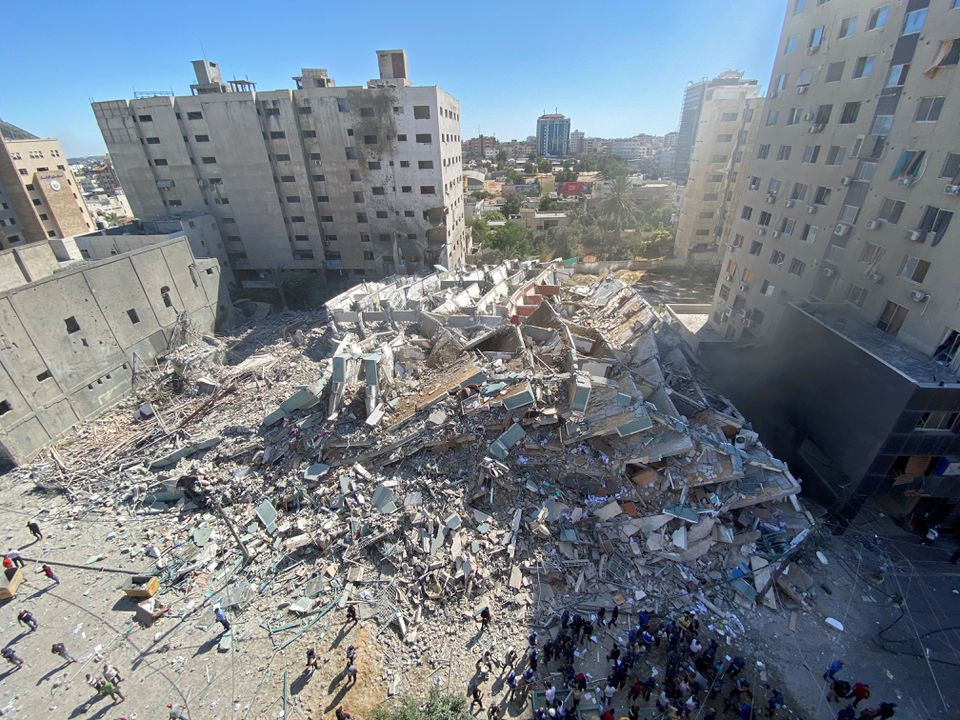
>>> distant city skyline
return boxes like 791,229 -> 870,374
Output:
4,0 -> 786,157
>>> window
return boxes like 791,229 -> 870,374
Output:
703,193 -> 719,201
194,134 -> 210,142
803,145 -> 821,164
826,61 -> 845,82
814,186 -> 832,205
879,198 -> 905,223
294,234 -> 309,242
860,242 -> 883,264
313,174 -> 325,181
886,64 -> 909,87
291,216 -> 305,223
32,199 -> 42,206
418,160 -> 434,170
345,147 -> 357,160
899,256 -> 931,283
276,153 -> 291,161
791,183 -> 808,201
721,112 -> 738,121
868,5 -> 889,30
809,25 -> 825,51
847,284 -> 867,307
399,160 -> 410,168
918,205 -> 954,245
64,316 -> 80,333
795,68 -> 813,87
201,156 -> 216,164
940,153 -> 960,181
902,8 -> 927,35
785,35 -> 799,55
363,250 -> 375,261
363,135 -> 377,145
360,107 -> 375,118
280,175 -> 295,182
787,107 -> 803,125
186,110 -> 203,120
757,144 -> 770,160
732,234 -> 744,248
741,206 -> 754,221
766,110 -> 780,126
153,158 -> 168,166
294,250 -> 315,261
788,259 -> 806,276
145,137 -> 160,144
415,134 -> 432,144
794,0 -> 806,12
368,161 -> 381,170
316,195 -> 330,202
320,215 -> 334,222
356,212 -> 368,223
420,186 -> 436,194
758,211 -> 772,227
711,154 -> 729,163
760,279 -> 775,297
286,195 -> 301,203
749,176 -> 761,191
917,411 -> 959,431
780,217 -> 797,235
772,73 -> 789,96
825,146 -> 846,165
937,39 -> 960,67
770,249 -> 786,265
915,97 -> 945,123
749,240 -> 763,256
699,210 -> 716,219
870,115 -> 894,138
840,15 -> 858,38
302,130 -> 316,138
372,186 -> 385,196
298,105 -> 312,115
337,98 -> 350,113
777,145 -> 792,161
801,224 -> 818,243
877,301 -> 908,335
404,210 -> 414,218
719,285 -> 731,300
126,308 -> 141,324
137,114 -> 153,122
413,106 -> 431,119
853,55 -> 875,79
890,150 -> 926,181
840,102 -> 860,124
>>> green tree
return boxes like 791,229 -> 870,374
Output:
537,158 -> 552,173
502,193 -> 522,217
371,689 -> 474,720
523,161 -> 535,174
505,169 -> 522,186
545,224 -> 578,259
469,190 -> 492,200
495,150 -> 507,163
484,210 -> 505,221
539,197 -> 559,211
599,176 -> 640,255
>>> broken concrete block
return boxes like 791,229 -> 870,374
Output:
284,534 -> 313,552
594,502 -> 622,521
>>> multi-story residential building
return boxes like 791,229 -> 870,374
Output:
536,114 -> 571,157
92,50 -> 467,286
0,122 -> 94,249
463,135 -> 500,160
672,72 -> 759,183
674,80 -> 761,262
698,0 -> 960,526
500,139 -> 534,160
569,130 -> 585,155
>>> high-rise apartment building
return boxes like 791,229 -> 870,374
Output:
0,122 -> 94,249
93,51 -> 467,284
674,80 -> 761,262
569,130 -> 585,156
698,0 -> 960,525
463,135 -> 500,160
672,72 -> 759,183
536,114 -> 571,157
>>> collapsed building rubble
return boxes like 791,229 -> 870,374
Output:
13,261 -> 815,698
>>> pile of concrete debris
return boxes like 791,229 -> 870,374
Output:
14,260 -> 814,685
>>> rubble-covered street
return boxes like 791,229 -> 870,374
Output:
0,262 -> 952,719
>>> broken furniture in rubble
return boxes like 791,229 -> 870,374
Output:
0,566 -> 24,600
122,575 -> 159,599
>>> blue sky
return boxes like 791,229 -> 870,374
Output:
3,0 -> 787,157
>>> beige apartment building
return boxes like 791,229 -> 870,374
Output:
674,79 -> 761,262
92,50 -> 466,286
694,0 -> 960,525
0,122 -> 94,249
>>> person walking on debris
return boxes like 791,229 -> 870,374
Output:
17,610 -> 38,631
824,658 -> 845,680
335,707 -> 351,720
851,681 -> 870,708
470,684 -> 484,711
27,521 -> 42,541
2,646 -> 24,669
828,679 -> 853,703
40,563 -> 60,585
345,644 -> 356,667
51,643 -> 76,664
609,605 -> 619,627
505,670 -> 518,700
503,647 -> 517,669
878,701 -> 897,718
344,660 -> 357,687
102,663 -> 123,686
837,705 -> 857,720
5,548 -> 24,568
922,524 -> 940,546
479,606 -> 491,631
306,647 -> 320,670
767,688 -> 785,717
214,605 -> 230,633
596,607 -> 606,626
345,605 -> 357,625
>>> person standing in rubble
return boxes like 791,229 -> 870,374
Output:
39,564 -> 60,585
5,548 -> 25,568
345,605 -> 357,625
51,643 -> 76,664
470,684 -> 484,711
306,647 -> 320,670
213,605 -> 230,633
609,605 -> 619,627
26,521 -> 42,541
479,606 -> 491,631
2,646 -> 24,669
17,610 -> 38,631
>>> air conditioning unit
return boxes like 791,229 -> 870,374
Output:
757,226 -> 767,236
196,178 -> 208,188
784,199 -> 795,208
908,229 -> 924,242
809,123 -> 826,134
822,266 -> 835,278
726,244 -> 736,252
834,223 -> 851,237
841,176 -> 853,186
909,289 -> 929,303
802,112 -> 815,121
742,317 -> 752,328
867,271 -> 883,284
898,176 -> 917,187
807,205 -> 818,214
766,194 -> 777,204
866,219 -> 882,230
945,184 -> 960,195
772,230 -> 782,238
797,85 -> 808,95
739,283 -> 750,292
725,273 -> 735,281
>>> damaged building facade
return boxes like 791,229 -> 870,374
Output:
93,50 -> 467,287
0,236 -> 229,464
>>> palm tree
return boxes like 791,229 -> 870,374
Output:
599,177 -> 639,258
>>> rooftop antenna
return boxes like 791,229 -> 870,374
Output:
200,39 -> 207,61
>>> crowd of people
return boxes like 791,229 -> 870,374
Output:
462,604 -> 900,720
